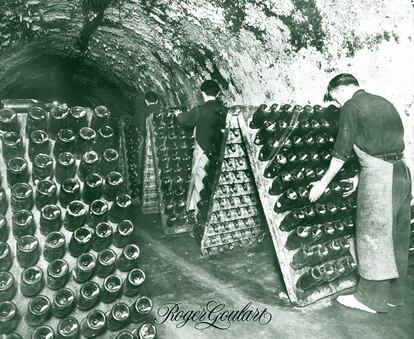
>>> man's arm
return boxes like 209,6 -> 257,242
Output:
176,107 -> 199,127
309,102 -> 358,202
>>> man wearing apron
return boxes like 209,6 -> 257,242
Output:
175,80 -> 224,213
309,73 -> 412,313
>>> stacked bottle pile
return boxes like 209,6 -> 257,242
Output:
150,108 -> 196,234
121,116 -> 143,204
248,103 -> 359,297
198,110 -> 266,256
141,114 -> 160,215
0,104 -> 156,338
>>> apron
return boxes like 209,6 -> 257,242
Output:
186,139 -> 209,213
354,145 -> 411,280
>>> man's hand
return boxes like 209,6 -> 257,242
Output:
309,180 -> 329,202
341,175 -> 359,197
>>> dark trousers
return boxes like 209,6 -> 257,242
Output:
355,160 -> 412,312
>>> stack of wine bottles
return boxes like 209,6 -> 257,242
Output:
0,103 -> 156,338
198,109 -> 266,256
121,116 -> 143,204
239,103 -> 359,306
150,108 -> 196,234
141,114 -> 160,215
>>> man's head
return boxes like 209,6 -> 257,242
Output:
200,80 -> 220,101
144,91 -> 159,105
324,73 -> 360,106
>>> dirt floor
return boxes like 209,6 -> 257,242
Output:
135,214 -> 414,339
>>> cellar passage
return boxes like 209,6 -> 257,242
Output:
0,54 -> 139,120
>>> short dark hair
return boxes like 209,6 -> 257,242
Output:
200,80 -> 220,97
145,91 -> 159,103
324,73 -> 359,102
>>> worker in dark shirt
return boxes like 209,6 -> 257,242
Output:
309,73 -> 412,313
175,80 -> 225,212
132,91 -> 161,133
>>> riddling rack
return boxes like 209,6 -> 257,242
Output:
141,113 -> 160,215
198,107 -> 267,256
238,104 -> 359,306
149,108 -> 196,235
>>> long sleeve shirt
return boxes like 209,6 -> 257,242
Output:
332,89 -> 405,161
177,100 -> 225,155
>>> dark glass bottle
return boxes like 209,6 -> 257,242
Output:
117,244 -> 140,272
87,199 -> 108,228
116,331 -> 135,339
47,259 -> 70,290
68,226 -> 93,257
129,296 -> 152,323
25,295 -> 52,326
40,204 -> 62,235
0,189 -> 7,216
49,105 -> 69,139
1,131 -> 24,163
101,274 -> 122,304
69,106 -> 88,133
76,127 -> 96,158
96,249 -> 116,278
36,179 -> 58,209
79,151 -> 100,181
0,242 -> 12,271
20,266 -> 44,297
274,187 -> 310,213
59,178 -> 81,208
80,310 -> 106,338
263,154 -> 287,178
6,157 -> 29,187
92,222 -> 113,251
11,182 -> 33,212
100,148 -> 119,175
103,171 -> 124,201
91,106 -> 110,130
0,108 -> 18,133
63,201 -> 87,232
83,174 -> 103,204
12,210 -> 36,239
26,106 -> 47,137
0,301 -> 19,334
109,193 -> 132,223
77,281 -> 101,311
123,268 -> 145,297
54,129 -> 76,157
113,220 -> 134,247
33,154 -> 54,183
44,231 -> 66,262
134,323 -> 157,339
57,316 -> 80,339
32,325 -> 55,339
16,234 -> 39,268
73,252 -> 96,283
56,152 -> 76,184
95,125 -> 114,154
249,104 -> 271,129
29,130 -> 50,160
0,271 -> 16,302
106,302 -> 130,331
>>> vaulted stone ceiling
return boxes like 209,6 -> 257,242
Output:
0,0 -> 413,112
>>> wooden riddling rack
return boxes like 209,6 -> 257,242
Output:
149,108 -> 195,235
199,107 -> 267,256
238,104 -> 359,306
119,116 -> 143,206
141,113 -> 160,215
0,103 -> 154,336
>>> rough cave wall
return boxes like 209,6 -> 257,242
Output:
0,0 -> 413,167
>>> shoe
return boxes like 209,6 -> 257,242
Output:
336,295 -> 377,314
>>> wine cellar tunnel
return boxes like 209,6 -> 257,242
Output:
0,0 -> 414,338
